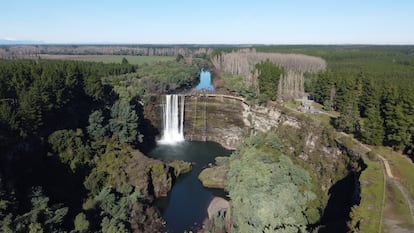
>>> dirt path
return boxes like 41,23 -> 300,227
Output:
378,154 -> 394,178
336,131 -> 414,231
282,100 -> 414,230
377,154 -> 414,226
389,178 -> 414,225
282,104 -> 338,118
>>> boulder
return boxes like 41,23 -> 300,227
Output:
125,151 -> 174,199
198,162 -> 229,189
207,197 -> 230,220
168,160 -> 192,177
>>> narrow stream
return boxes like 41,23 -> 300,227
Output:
148,141 -> 231,233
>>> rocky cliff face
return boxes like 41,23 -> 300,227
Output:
183,95 -> 245,149
144,94 -> 300,149
244,104 -> 300,132
125,151 -> 191,199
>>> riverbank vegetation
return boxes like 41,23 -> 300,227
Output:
226,133 -> 317,232
103,57 -> 205,101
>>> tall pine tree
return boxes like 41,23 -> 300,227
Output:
361,107 -> 385,145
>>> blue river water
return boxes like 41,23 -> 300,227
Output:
194,70 -> 214,91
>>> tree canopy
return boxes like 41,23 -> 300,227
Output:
227,133 -> 316,232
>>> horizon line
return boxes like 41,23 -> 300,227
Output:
1,42 -> 414,46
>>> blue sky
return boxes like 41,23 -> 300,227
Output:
1,0 -> 413,44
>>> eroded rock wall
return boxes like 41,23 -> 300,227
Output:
183,96 -> 245,149
144,95 -> 300,149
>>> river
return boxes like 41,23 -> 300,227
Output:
148,141 -> 231,232
194,70 -> 214,91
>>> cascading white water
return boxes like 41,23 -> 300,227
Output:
159,94 -> 185,144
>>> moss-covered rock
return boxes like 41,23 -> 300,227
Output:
198,163 -> 229,189
149,162 -> 172,198
168,160 -> 192,177
125,150 -> 173,199
214,156 -> 229,166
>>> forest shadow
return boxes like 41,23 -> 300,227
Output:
402,147 -> 414,163
318,173 -> 360,233
132,97 -> 160,154
2,137 -> 87,229
42,154 -> 88,228
409,155 -> 414,163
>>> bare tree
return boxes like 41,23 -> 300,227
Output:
212,50 -> 326,100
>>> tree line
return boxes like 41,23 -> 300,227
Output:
0,45 -> 214,59
309,71 -> 414,155
211,49 -> 325,100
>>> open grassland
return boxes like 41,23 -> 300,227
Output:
40,54 -> 175,65
256,45 -> 414,87
352,153 -> 384,233
383,181 -> 414,232
372,146 -> 414,200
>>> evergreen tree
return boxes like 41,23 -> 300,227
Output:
121,57 -> 129,65
0,102 -> 18,133
17,88 -> 43,137
312,71 -> 333,104
84,75 -> 104,101
333,107 -> 360,134
359,76 -> 380,117
87,110 -> 108,140
87,184 -> 143,233
255,60 -> 284,101
381,86 -> 410,150
48,129 -> 92,171
73,213 -> 90,233
361,107 -> 385,145
334,78 -> 356,112
13,187 -> 68,233
109,100 -> 139,144
399,88 -> 414,154
332,77 -> 360,133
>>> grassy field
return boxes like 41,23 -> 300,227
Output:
78,55 -> 175,64
383,181 -> 414,231
285,100 -> 301,109
40,54 -> 175,65
372,146 -> 414,200
256,45 -> 414,84
351,153 -> 385,233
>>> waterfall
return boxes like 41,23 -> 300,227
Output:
159,94 -> 185,144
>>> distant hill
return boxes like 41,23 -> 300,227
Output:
0,39 -> 45,45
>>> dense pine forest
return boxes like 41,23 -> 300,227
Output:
0,57 -> 202,232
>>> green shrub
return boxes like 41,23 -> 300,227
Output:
366,151 -> 378,161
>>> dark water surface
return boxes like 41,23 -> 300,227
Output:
148,141 -> 232,233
